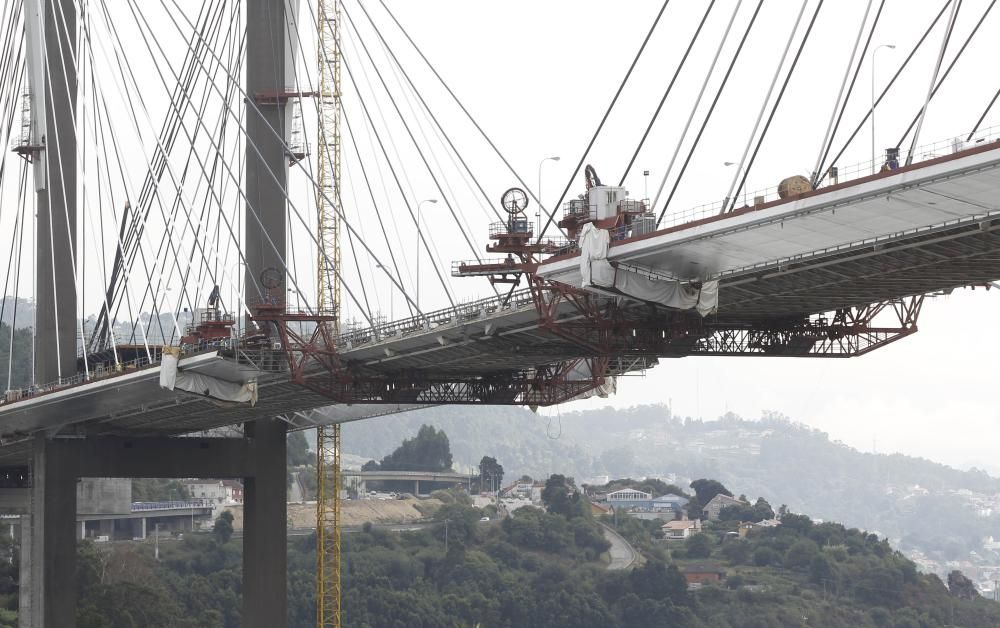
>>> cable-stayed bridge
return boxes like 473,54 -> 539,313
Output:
0,1 -> 999,626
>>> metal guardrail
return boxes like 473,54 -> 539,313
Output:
554,125 -> 1000,256
130,500 -> 214,512
335,289 -> 537,348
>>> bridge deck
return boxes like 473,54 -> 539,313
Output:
541,139 -> 1000,321
1,140 -> 999,455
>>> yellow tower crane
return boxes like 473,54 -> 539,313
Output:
315,0 -> 342,626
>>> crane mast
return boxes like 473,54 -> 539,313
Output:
315,0 -> 342,625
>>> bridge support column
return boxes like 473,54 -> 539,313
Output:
29,437 -> 78,628
415,480 -> 420,496
242,418 -> 287,628
18,516 -> 32,628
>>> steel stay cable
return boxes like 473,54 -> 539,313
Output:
158,0 -> 420,319
966,84 -> 1000,141
895,0 -> 995,151
812,0 -> 887,186
352,0 -> 502,225
283,5 -> 410,319
375,0 -> 558,232
40,0 -> 92,377
146,5 -> 245,337
279,0 -> 382,324
341,10 -> 474,304
731,0 -> 825,202
539,0 -> 671,243
370,15 -> 490,256
656,0 -> 765,227
810,0 -> 876,186
146,0 -> 394,324
1,163 -> 28,389
113,0 -> 232,328
619,0 -> 717,187
7,164 -> 29,390
905,0 -> 962,166
88,0 -> 249,340
817,1 -> 951,186
650,0 -> 742,220
277,0 -> 375,324
723,0 -> 807,214
93,0 -> 227,340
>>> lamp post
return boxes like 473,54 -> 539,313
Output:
415,199 -> 438,312
537,156 -> 560,236
871,44 -> 896,173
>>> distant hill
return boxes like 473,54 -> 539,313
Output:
342,404 -> 1000,571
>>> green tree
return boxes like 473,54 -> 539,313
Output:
541,474 -> 584,519
379,424 -> 453,471
947,570 -> 979,600
689,479 -> 732,506
784,538 -> 820,570
685,533 -> 712,559
809,553 -> 835,585
478,456 -> 504,493
213,512 -> 234,545
286,430 -> 311,466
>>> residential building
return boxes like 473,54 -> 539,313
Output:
604,489 -> 690,521
703,493 -> 744,521
661,518 -> 701,541
183,479 -> 243,505
681,562 -> 726,585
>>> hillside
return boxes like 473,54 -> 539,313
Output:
58,485 -> 1000,628
342,405 -> 1000,580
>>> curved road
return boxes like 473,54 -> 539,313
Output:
600,523 -> 637,570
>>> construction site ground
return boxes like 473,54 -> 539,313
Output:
220,496 -> 443,531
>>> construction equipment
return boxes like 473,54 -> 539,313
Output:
314,0 -> 342,625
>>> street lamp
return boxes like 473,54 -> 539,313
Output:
537,156 -> 560,235
871,44 -> 896,173
415,199 -> 438,311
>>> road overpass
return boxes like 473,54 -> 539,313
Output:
342,470 -> 470,496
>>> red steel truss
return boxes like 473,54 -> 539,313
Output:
251,285 -> 923,406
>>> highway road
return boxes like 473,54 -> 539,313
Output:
600,523 -> 637,571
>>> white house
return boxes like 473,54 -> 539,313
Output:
662,518 -> 701,540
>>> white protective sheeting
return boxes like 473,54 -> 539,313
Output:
159,349 -> 258,405
578,223 -> 719,316
566,358 -> 617,401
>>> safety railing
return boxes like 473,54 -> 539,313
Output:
489,220 -> 532,238
559,125 -> 1000,252
336,288 -> 537,348
131,499 -> 214,512
451,258 -> 522,276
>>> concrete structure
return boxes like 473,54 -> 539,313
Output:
7,1 -> 297,626
343,470 -> 469,496
183,479 -> 244,505
703,494 -> 745,521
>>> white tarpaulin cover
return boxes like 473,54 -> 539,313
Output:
579,223 -> 719,316
159,348 -> 258,405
